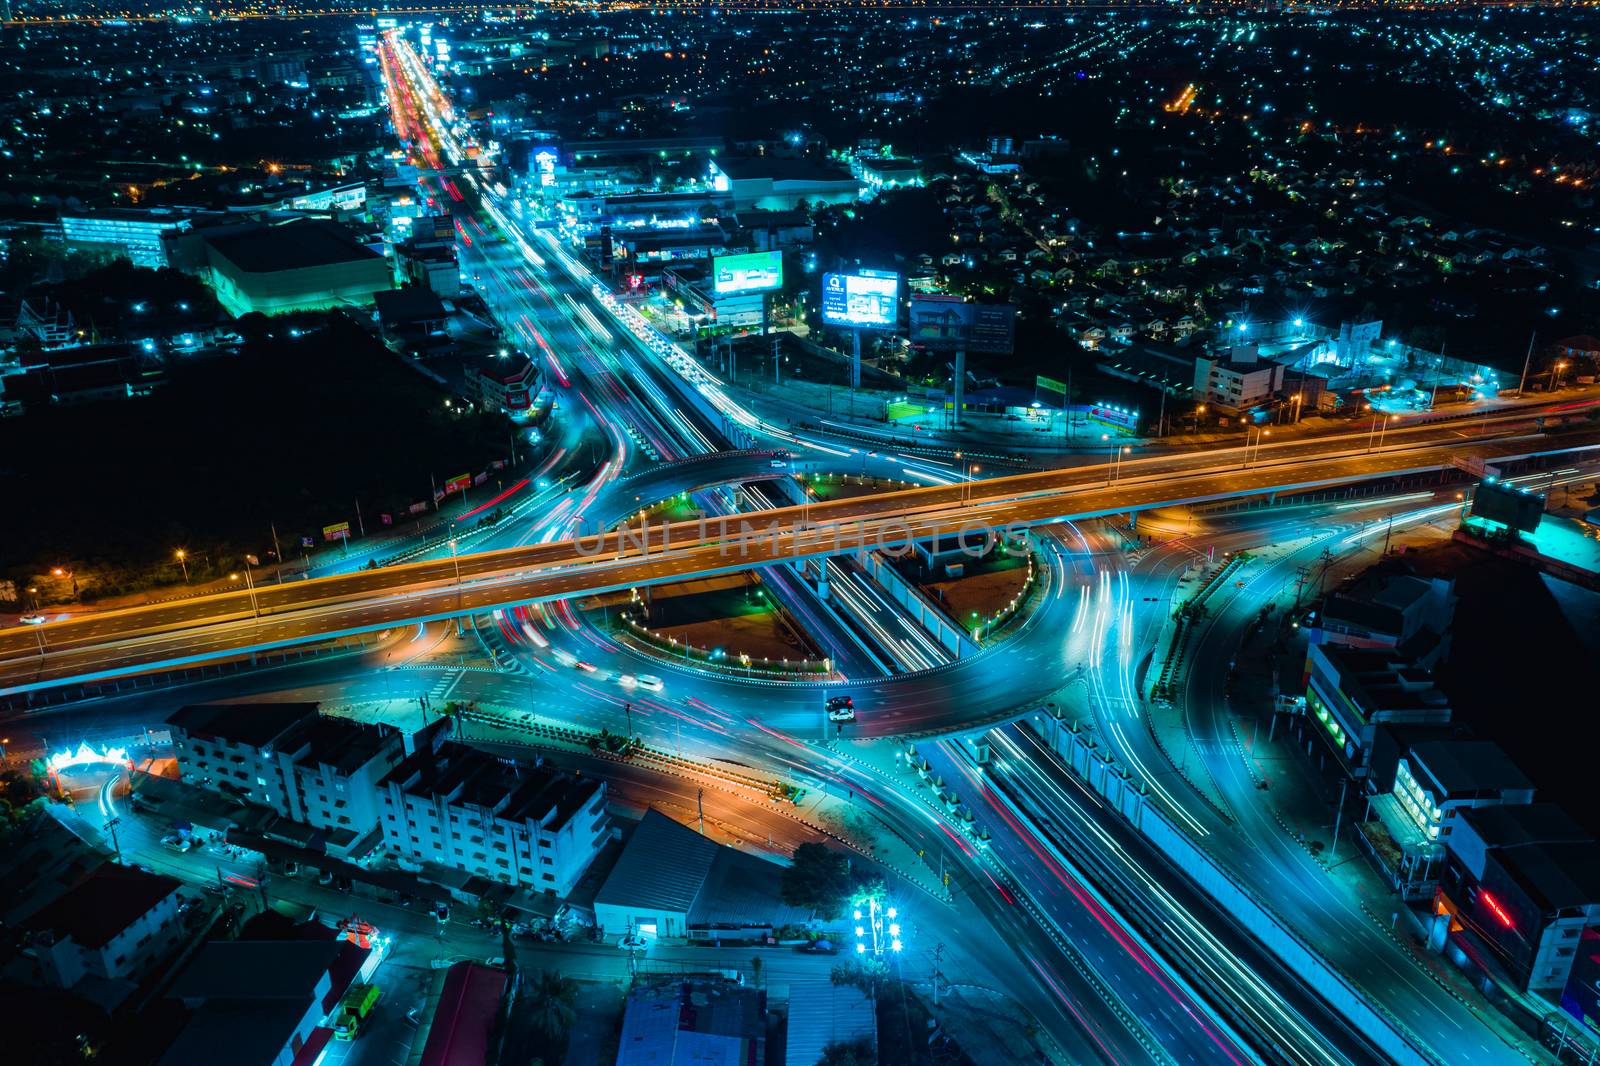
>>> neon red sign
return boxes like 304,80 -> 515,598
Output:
1480,889 -> 1515,928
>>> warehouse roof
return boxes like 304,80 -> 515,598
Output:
594,809 -> 719,916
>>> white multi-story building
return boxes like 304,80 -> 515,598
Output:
26,863 -> 183,989
167,703 -> 407,851
379,724 -> 608,897
61,209 -> 192,268
1192,345 -> 1286,411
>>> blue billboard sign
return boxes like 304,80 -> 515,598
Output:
822,269 -> 900,329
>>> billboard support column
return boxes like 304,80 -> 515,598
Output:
851,329 -> 862,390
952,349 -> 966,428
762,291 -> 770,338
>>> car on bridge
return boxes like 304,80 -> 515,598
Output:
826,695 -> 856,723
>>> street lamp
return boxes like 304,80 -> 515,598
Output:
1368,414 -> 1397,453
1192,403 -> 1206,433
1244,426 -> 1271,468
1552,360 -> 1567,391
239,558 -> 261,621
175,549 -> 189,583
52,567 -> 78,596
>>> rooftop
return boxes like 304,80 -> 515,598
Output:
374,286 -> 449,325
1458,804 -> 1590,851
595,809 -> 720,916
26,862 -> 180,949
1493,840 -> 1600,913
1408,740 -> 1533,799
167,702 -> 319,750
169,940 -> 343,1003
617,975 -> 764,1066
383,738 -> 601,832
206,219 -> 380,274
419,962 -> 507,1066
712,155 -> 855,184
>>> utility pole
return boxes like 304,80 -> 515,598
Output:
697,788 -> 705,836
933,943 -> 945,1006
1330,776 -> 1350,860
1517,330 -> 1537,397
270,524 -> 285,584
105,816 -> 123,864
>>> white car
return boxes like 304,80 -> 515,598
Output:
617,933 -> 648,951
19,613 -> 44,625
635,675 -> 664,692
160,834 -> 193,853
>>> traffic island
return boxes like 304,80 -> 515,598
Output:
596,576 -> 833,679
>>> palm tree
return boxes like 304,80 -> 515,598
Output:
525,969 -> 578,1041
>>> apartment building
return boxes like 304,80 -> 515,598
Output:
378,724 -> 608,897
26,863 -> 183,991
166,703 -> 407,852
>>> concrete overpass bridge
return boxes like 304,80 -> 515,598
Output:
2,427 -> 1595,699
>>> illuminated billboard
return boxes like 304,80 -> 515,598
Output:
822,270 -> 900,329
712,251 -> 784,296
1470,479 -> 1544,534
908,295 -> 1016,354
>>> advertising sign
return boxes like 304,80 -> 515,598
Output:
968,303 -> 1016,354
445,472 -> 473,494
323,522 -> 351,542
822,270 -> 899,329
1471,480 -> 1544,534
1036,374 -> 1068,395
908,296 -> 1016,354
712,250 -> 784,296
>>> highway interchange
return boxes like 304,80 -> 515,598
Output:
5,28 -> 1592,1066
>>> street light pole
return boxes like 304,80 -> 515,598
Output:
449,533 -> 463,634
242,559 -> 260,621
176,549 -> 189,583
1244,426 -> 1271,468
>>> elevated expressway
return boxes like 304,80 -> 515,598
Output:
2,424 -> 1593,697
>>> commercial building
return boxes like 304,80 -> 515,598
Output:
1309,563 -> 1457,667
465,351 -> 540,414
1304,644 -> 1451,782
709,156 -> 860,211
160,939 -> 355,1066
418,962 -> 507,1066
1439,805 -> 1600,995
593,809 -> 814,940
1192,344 -> 1287,411
203,219 -> 392,317
378,724 -> 608,897
737,208 -> 814,252
662,264 -> 764,328
783,977 -> 877,1066
1365,739 -> 1536,897
166,703 -> 408,854
60,209 -> 193,268
858,155 -> 923,193
1393,741 -> 1535,847
617,974 -> 765,1066
374,287 -> 452,358
24,863 -> 183,993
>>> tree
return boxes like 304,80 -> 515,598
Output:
524,969 -> 578,1042
780,842 -> 852,919
818,1037 -> 875,1066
